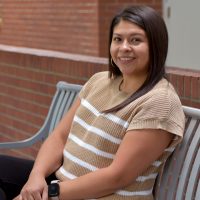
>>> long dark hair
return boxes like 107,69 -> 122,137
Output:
105,5 -> 168,113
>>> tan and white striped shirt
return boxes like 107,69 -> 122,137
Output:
56,71 -> 185,200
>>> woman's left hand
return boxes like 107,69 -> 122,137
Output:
13,174 -> 48,200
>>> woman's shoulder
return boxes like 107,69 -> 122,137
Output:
136,78 -> 184,121
90,71 -> 109,80
144,78 -> 185,123
82,71 -> 108,87
132,78 -> 185,137
79,71 -> 110,99
151,78 -> 179,99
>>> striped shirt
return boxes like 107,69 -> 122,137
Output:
56,71 -> 185,200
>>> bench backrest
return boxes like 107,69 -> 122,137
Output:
154,106 -> 200,200
44,81 -> 83,136
0,81 -> 83,149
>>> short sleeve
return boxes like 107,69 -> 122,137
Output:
79,72 -> 102,99
127,88 -> 185,139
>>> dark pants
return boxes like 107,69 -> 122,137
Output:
0,155 -> 57,200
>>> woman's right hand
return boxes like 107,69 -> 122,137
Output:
14,172 -> 48,200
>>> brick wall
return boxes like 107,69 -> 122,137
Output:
167,67 -> 200,108
0,0 -> 199,159
0,47 -> 200,159
0,46 -> 107,158
0,0 -> 161,57
0,0 -> 100,56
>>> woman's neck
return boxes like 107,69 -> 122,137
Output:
120,74 -> 147,93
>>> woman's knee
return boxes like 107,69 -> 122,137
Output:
0,154 -> 34,184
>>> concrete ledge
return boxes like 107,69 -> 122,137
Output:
0,44 -> 108,64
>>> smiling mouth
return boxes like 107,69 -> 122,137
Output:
118,57 -> 135,63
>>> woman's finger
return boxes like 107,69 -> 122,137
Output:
42,185 -> 48,200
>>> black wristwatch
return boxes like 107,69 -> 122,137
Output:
48,180 -> 60,200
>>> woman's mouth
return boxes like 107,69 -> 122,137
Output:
118,57 -> 135,64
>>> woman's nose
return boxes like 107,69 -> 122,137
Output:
120,40 -> 131,51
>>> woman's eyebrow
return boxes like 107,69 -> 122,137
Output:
113,32 -> 145,37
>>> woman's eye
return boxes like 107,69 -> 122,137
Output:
113,37 -> 121,42
131,38 -> 141,45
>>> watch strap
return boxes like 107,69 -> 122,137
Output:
51,180 -> 60,184
50,197 -> 59,200
49,180 -> 60,200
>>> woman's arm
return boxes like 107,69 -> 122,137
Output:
17,98 -> 81,200
59,129 -> 173,200
31,98 -> 81,177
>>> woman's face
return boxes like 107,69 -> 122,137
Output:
110,19 -> 149,79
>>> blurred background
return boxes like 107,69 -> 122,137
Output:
0,0 -> 199,159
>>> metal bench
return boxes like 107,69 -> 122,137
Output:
0,81 -> 82,149
0,81 -> 199,199
154,106 -> 200,200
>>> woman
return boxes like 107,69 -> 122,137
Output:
0,5 -> 185,200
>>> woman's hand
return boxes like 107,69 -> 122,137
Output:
14,172 -> 48,200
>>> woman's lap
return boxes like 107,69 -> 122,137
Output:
0,154 -> 34,200
0,154 -> 57,200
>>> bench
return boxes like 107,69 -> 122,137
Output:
0,81 -> 199,199
154,105 -> 200,199
0,81 -> 82,149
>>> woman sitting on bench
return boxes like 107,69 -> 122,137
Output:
0,5 -> 185,200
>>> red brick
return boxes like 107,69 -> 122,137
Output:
176,75 -> 184,97
169,74 -> 177,90
191,102 -> 200,109
184,76 -> 191,98
0,0 -> 162,57
181,99 -> 193,107
191,77 -> 199,100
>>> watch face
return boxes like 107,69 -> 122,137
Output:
48,183 -> 60,197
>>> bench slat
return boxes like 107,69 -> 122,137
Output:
185,145 -> 200,199
176,121 -> 200,199
195,179 -> 200,199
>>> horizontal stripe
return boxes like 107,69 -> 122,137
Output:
69,133 -> 114,159
74,116 -> 121,144
82,99 -> 100,116
59,164 -> 153,197
136,173 -> 157,182
82,99 -> 129,128
116,188 -> 153,196
59,166 -> 76,179
60,156 -> 157,183
165,147 -> 175,152
104,113 -> 129,128
152,161 -> 162,167
64,150 -> 98,171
